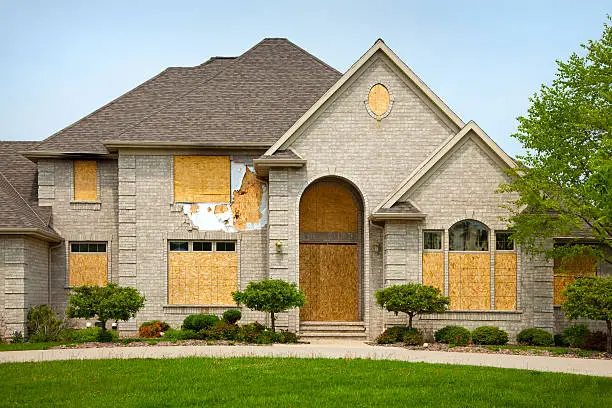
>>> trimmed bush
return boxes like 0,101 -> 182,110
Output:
584,331 -> 607,352
516,328 -> 554,347
65,327 -> 118,343
562,324 -> 589,348
471,326 -> 509,345
434,326 -> 471,346
554,333 -> 569,347
139,320 -> 170,338
182,314 -> 220,332
222,309 -> 242,325
162,329 -> 199,342
403,330 -> 424,346
375,332 -> 396,344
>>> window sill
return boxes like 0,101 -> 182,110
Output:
421,310 -> 523,321
70,201 -> 101,211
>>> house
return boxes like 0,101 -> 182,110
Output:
1,38 -> 608,341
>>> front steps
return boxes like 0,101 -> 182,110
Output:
299,321 -> 367,341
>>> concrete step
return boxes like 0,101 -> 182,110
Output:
299,325 -> 366,332
300,321 -> 364,327
299,321 -> 367,341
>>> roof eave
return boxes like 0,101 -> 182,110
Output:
0,228 -> 63,243
103,141 -> 271,152
369,212 -> 427,222
21,151 -> 115,162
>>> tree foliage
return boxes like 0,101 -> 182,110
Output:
562,277 -> 612,352
375,283 -> 449,329
499,18 -> 612,265
66,283 -> 145,331
233,279 -> 306,332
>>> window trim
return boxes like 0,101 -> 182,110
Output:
448,219 -> 490,252
168,240 -> 236,252
495,231 -> 515,252
423,230 -> 444,252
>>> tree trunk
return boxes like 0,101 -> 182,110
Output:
271,312 -> 276,333
408,314 -> 413,329
100,320 -> 107,333
607,320 -> 611,354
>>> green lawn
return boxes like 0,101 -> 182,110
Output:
1,357 -> 610,407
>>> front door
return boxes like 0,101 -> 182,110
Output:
298,180 -> 361,321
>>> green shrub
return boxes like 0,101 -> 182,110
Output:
26,305 -> 65,342
139,320 -> 171,338
517,328 -> 554,347
563,324 -> 589,348
236,322 -> 268,343
434,326 -> 471,346
471,326 -> 509,345
66,327 -> 118,343
162,329 -> 199,342
10,331 -> 24,344
375,283 -> 449,329
375,332 -> 396,344
403,329 -> 424,346
554,333 -> 569,347
375,327 -> 421,344
584,331 -> 607,351
278,331 -> 298,344
182,314 -> 220,332
222,309 -> 242,325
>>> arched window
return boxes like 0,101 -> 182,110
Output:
449,220 -> 489,251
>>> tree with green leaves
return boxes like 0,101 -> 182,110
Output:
375,283 -> 449,329
498,18 -> 611,266
233,279 -> 306,332
66,283 -> 145,335
562,277 -> 612,352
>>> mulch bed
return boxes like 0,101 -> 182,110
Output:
367,341 -> 612,360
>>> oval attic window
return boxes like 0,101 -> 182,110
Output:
368,84 -> 390,116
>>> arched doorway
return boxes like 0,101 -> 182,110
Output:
299,178 -> 363,321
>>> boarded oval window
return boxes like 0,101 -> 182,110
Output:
368,84 -> 390,116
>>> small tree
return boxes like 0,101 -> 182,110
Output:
562,277 -> 612,352
375,283 -> 449,329
233,279 -> 306,332
66,283 -> 145,334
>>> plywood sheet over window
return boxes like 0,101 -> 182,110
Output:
73,160 -> 98,201
168,252 -> 238,305
69,253 -> 107,286
174,156 -> 230,203
494,253 -> 517,310
553,254 -> 597,306
448,253 -> 490,310
299,244 -> 359,321
299,182 -> 358,233
422,253 -> 444,293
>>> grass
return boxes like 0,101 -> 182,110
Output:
484,344 -> 606,357
0,342 -> 66,352
1,357 -> 610,407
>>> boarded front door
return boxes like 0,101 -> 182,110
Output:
299,180 -> 361,321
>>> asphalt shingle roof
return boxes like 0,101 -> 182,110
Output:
31,38 -> 341,154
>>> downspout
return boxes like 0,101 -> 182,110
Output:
48,242 -> 63,305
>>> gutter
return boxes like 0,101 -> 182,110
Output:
369,212 -> 427,222
0,228 -> 63,243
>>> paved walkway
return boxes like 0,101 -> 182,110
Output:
1,341 -> 610,377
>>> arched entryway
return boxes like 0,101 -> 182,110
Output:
299,177 -> 363,322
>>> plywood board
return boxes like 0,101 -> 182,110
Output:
494,253 -> 517,310
230,167 -> 264,231
299,243 -> 359,321
174,156 -> 230,202
553,254 -> 597,306
368,84 -> 390,116
422,252 -> 444,293
448,253 -> 490,310
168,251 -> 238,305
69,253 -> 107,286
73,160 -> 98,201
299,182 -> 358,233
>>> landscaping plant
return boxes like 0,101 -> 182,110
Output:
182,314 -> 220,332
471,326 -> 509,345
26,305 -> 65,343
233,280 -> 306,332
139,320 -> 170,339
562,277 -> 612,352
562,324 -> 589,348
434,325 -> 471,346
222,309 -> 242,325
516,328 -> 554,347
375,283 -> 449,329
66,283 -> 145,341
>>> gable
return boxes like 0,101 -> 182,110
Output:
265,40 -> 465,155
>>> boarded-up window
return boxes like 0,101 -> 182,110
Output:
494,253 -> 517,310
449,253 -> 490,310
69,242 -> 107,286
553,254 -> 597,306
174,156 -> 230,202
168,241 -> 237,305
73,160 -> 98,201
422,252 -> 444,293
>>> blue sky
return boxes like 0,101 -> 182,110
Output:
0,1 -> 609,156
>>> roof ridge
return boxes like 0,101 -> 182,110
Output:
0,170 -> 48,228
115,39 -> 273,139
32,68 -> 175,152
